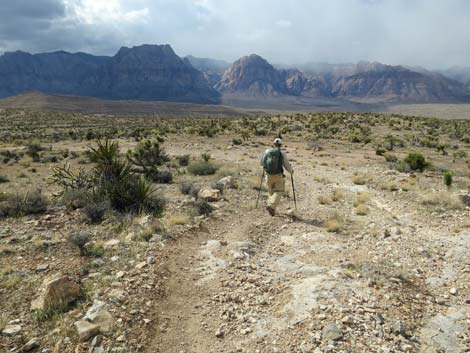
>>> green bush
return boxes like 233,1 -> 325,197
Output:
232,138 -> 243,145
404,153 -> 430,171
176,155 -> 190,166
0,190 -> 48,218
0,176 -> 9,183
52,139 -> 166,216
443,171 -> 453,188
179,182 -> 193,195
82,201 -> 108,224
147,169 -> 173,184
61,188 -> 89,210
193,200 -> 214,216
375,147 -> 386,156
187,161 -> 218,176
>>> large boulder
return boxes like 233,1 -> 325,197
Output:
198,189 -> 222,202
31,273 -> 81,312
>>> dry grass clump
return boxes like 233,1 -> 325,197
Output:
356,192 -> 370,204
247,175 -> 267,192
421,192 -> 463,210
168,213 -> 190,226
356,204 -> 369,216
331,188 -> 346,201
318,195 -> 332,205
380,181 -> 399,192
324,213 -> 344,233
352,175 -> 368,185
314,175 -> 332,184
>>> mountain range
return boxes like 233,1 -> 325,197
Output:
0,44 -> 469,107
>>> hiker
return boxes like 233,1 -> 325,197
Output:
261,138 -> 293,216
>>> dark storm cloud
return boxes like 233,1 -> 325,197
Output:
0,0 -> 470,69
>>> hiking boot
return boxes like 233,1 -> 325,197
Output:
266,206 -> 275,216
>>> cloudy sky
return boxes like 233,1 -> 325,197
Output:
0,0 -> 469,69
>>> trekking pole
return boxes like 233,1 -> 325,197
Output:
291,173 -> 297,210
256,170 -> 265,208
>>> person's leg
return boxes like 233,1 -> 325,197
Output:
268,175 -> 285,211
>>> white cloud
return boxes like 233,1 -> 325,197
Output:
65,0 -> 149,25
276,19 -> 292,28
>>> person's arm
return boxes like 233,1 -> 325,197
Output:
281,151 -> 293,174
260,149 -> 268,167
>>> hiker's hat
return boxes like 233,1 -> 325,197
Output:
274,138 -> 283,146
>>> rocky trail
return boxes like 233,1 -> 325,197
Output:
147,146 -> 470,353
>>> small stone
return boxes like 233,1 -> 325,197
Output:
135,261 -> 147,269
341,316 -> 354,325
146,256 -> 156,265
450,287 -> 458,295
300,342 -> 314,353
198,189 -> 222,202
215,328 -> 224,338
91,335 -> 103,347
322,323 -> 342,341
2,324 -> 22,336
116,271 -> 125,279
36,264 -> 49,272
392,321 -> 406,336
83,300 -> 114,334
20,338 -> 40,352
74,320 -> 100,342
103,239 -> 120,249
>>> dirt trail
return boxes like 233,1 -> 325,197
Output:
148,144 -> 469,353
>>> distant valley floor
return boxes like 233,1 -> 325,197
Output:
1,91 -> 470,120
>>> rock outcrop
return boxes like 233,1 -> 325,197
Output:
215,54 -> 289,96
30,273 -> 81,312
0,45 -> 220,104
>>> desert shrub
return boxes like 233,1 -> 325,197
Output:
332,188 -> 346,201
146,168 -> 173,184
176,155 -> 190,166
201,153 -> 211,162
179,182 -> 193,195
187,161 -> 218,176
82,201 -> 108,224
127,139 -> 169,173
232,138 -> 243,145
68,232 -> 90,256
393,161 -> 412,173
52,139 -> 166,216
168,214 -> 190,226
61,188 -> 89,210
190,185 -> 201,199
193,200 -> 214,216
86,244 -> 105,258
318,195 -> 332,205
421,192 -> 463,210
324,213 -> 344,233
404,153 -> 430,172
383,153 -> 398,163
352,175 -> 367,185
0,176 -> 9,183
443,171 -> 453,188
0,190 -> 48,218
375,147 -> 386,156
356,204 -> 369,216
26,140 -> 45,162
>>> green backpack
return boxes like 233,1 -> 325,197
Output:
263,148 -> 284,175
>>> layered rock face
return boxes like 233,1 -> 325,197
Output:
0,45 -> 220,104
214,56 -> 469,102
215,54 -> 289,96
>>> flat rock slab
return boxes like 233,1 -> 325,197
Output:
420,306 -> 466,353
2,324 -> 22,336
